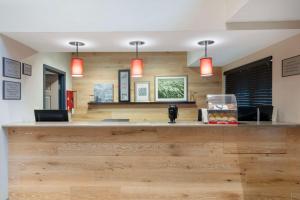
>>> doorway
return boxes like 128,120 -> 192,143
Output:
43,64 -> 66,110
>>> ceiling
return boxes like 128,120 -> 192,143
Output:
229,0 -> 300,22
0,0 -> 227,32
1,0 -> 300,66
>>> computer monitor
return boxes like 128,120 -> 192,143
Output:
34,110 -> 69,122
238,107 -> 257,121
258,105 -> 273,121
238,105 -> 273,121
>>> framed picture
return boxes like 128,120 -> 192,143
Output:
3,80 -> 21,100
94,83 -> 114,103
155,75 -> 188,102
22,63 -> 32,76
3,57 -> 21,79
135,81 -> 150,102
118,69 -> 130,102
282,55 -> 300,77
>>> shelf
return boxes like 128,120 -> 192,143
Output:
208,109 -> 237,111
88,101 -> 197,109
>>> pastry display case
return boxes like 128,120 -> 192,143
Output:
207,94 -> 238,124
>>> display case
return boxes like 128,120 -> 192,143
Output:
207,94 -> 238,124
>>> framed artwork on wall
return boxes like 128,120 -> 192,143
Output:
3,80 -> 21,100
3,57 -> 21,79
94,83 -> 114,103
155,75 -> 188,102
22,63 -> 32,76
135,81 -> 150,102
118,69 -> 130,102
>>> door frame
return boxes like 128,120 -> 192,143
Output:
43,64 -> 66,110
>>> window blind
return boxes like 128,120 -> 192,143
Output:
224,56 -> 272,107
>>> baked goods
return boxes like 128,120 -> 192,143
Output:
207,94 -> 238,124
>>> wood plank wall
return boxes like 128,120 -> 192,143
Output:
71,52 -> 222,121
7,126 -> 300,200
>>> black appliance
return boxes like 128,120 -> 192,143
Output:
168,105 -> 178,123
198,109 -> 202,121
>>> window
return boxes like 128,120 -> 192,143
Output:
224,56 -> 272,107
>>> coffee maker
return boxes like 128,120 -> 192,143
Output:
168,104 -> 178,123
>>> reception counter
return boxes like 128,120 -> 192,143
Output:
3,121 -> 300,199
3,120 -> 299,128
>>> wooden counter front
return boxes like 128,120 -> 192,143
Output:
4,123 -> 300,199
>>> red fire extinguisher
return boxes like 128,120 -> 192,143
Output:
66,90 -> 75,113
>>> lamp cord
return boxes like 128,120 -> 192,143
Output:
76,42 -> 79,57
205,41 -> 208,58
136,42 -> 139,58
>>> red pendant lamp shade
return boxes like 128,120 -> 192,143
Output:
71,57 -> 84,77
69,41 -> 85,77
198,40 -> 214,77
130,41 -> 145,78
131,58 -> 144,78
200,57 -> 213,77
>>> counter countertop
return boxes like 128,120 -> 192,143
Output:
2,121 -> 300,128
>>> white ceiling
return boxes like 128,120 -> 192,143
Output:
1,0 -> 300,66
0,0 -> 227,32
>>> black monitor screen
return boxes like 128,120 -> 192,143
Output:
34,110 -> 69,122
238,106 -> 273,121
258,105 -> 273,121
238,107 -> 257,121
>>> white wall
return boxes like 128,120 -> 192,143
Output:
0,34 -> 71,200
223,33 -> 300,123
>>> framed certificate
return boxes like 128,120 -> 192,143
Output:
118,69 -> 131,102
22,63 -> 32,76
3,57 -> 21,79
3,81 -> 21,100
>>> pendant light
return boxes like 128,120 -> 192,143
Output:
198,40 -> 214,77
129,41 -> 145,78
69,41 -> 85,77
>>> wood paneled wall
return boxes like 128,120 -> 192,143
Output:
72,52 -> 222,120
7,126 -> 300,199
